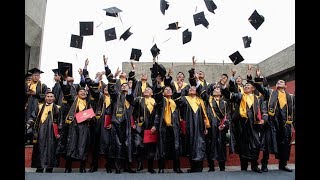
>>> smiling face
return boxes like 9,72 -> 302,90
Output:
77,89 -> 87,99
236,76 -> 243,85
45,92 -> 55,104
163,86 -> 173,97
141,73 -> 148,81
121,83 -> 129,92
143,87 -> 153,97
220,74 -> 228,85
244,83 -> 255,94
120,72 -> 127,79
176,72 -> 185,82
188,86 -> 197,96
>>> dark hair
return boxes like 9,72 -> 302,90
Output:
222,73 -> 228,79
176,72 -> 185,77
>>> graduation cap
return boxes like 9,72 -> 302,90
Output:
104,27 -> 117,41
150,62 -> 166,79
229,51 -> 244,65
28,68 -> 44,74
160,0 -> 169,15
204,0 -> 217,14
150,44 -> 160,58
166,22 -> 181,30
79,21 -> 94,36
183,29 -> 192,44
130,48 -> 142,61
193,11 -> 209,28
103,7 -> 122,17
70,34 -> 83,49
242,36 -> 252,48
248,10 -> 265,30
52,69 -> 60,75
58,62 -> 73,77
120,27 -> 133,41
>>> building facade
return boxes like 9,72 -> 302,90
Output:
25,0 -> 47,73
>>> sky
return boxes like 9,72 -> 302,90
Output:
39,0 -> 295,88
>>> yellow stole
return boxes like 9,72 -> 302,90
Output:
173,81 -> 188,91
278,90 -> 287,109
238,85 -> 244,94
164,98 -> 176,126
240,93 -> 254,118
29,81 -> 38,92
39,104 -> 53,123
145,97 -> 155,114
185,96 -> 210,128
120,78 -> 127,85
77,98 -> 87,111
141,81 -> 147,93
104,95 -> 111,108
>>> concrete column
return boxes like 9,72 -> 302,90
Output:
28,46 -> 41,69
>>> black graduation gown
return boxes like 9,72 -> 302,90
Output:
230,92 -> 268,160
132,96 -> 159,160
205,97 -> 230,161
267,90 -> 294,161
176,95 -> 208,161
56,82 -> 82,155
154,86 -> 181,160
30,103 -> 62,168
25,81 -> 48,122
108,81 -> 134,161
65,98 -> 92,161
128,70 -> 152,99
52,81 -> 63,106
96,93 -> 113,157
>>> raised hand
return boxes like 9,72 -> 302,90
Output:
85,58 -> 89,66
231,69 -> 236,76
130,61 -> 136,70
256,68 -> 261,77
168,68 -> 173,76
114,67 -> 121,78
78,68 -> 83,75
248,64 -> 253,71
103,55 -> 108,65
192,56 -> 197,68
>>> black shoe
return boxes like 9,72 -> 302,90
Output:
45,168 -> 53,173
187,169 -> 194,173
106,169 -> 112,173
279,166 -> 293,172
137,162 -> 143,171
220,168 -> 225,171
174,168 -> 183,173
35,168 -> 44,173
64,168 -> 72,173
241,168 -> 247,171
208,168 -> 215,172
115,169 -> 121,174
79,168 -> 87,173
251,167 -> 262,173
89,167 -> 97,173
158,169 -> 164,173
125,168 -> 136,173
261,166 -> 268,172
148,169 -> 156,173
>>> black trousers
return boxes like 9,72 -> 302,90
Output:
240,157 -> 258,170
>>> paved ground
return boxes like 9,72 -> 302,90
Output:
25,164 -> 295,180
